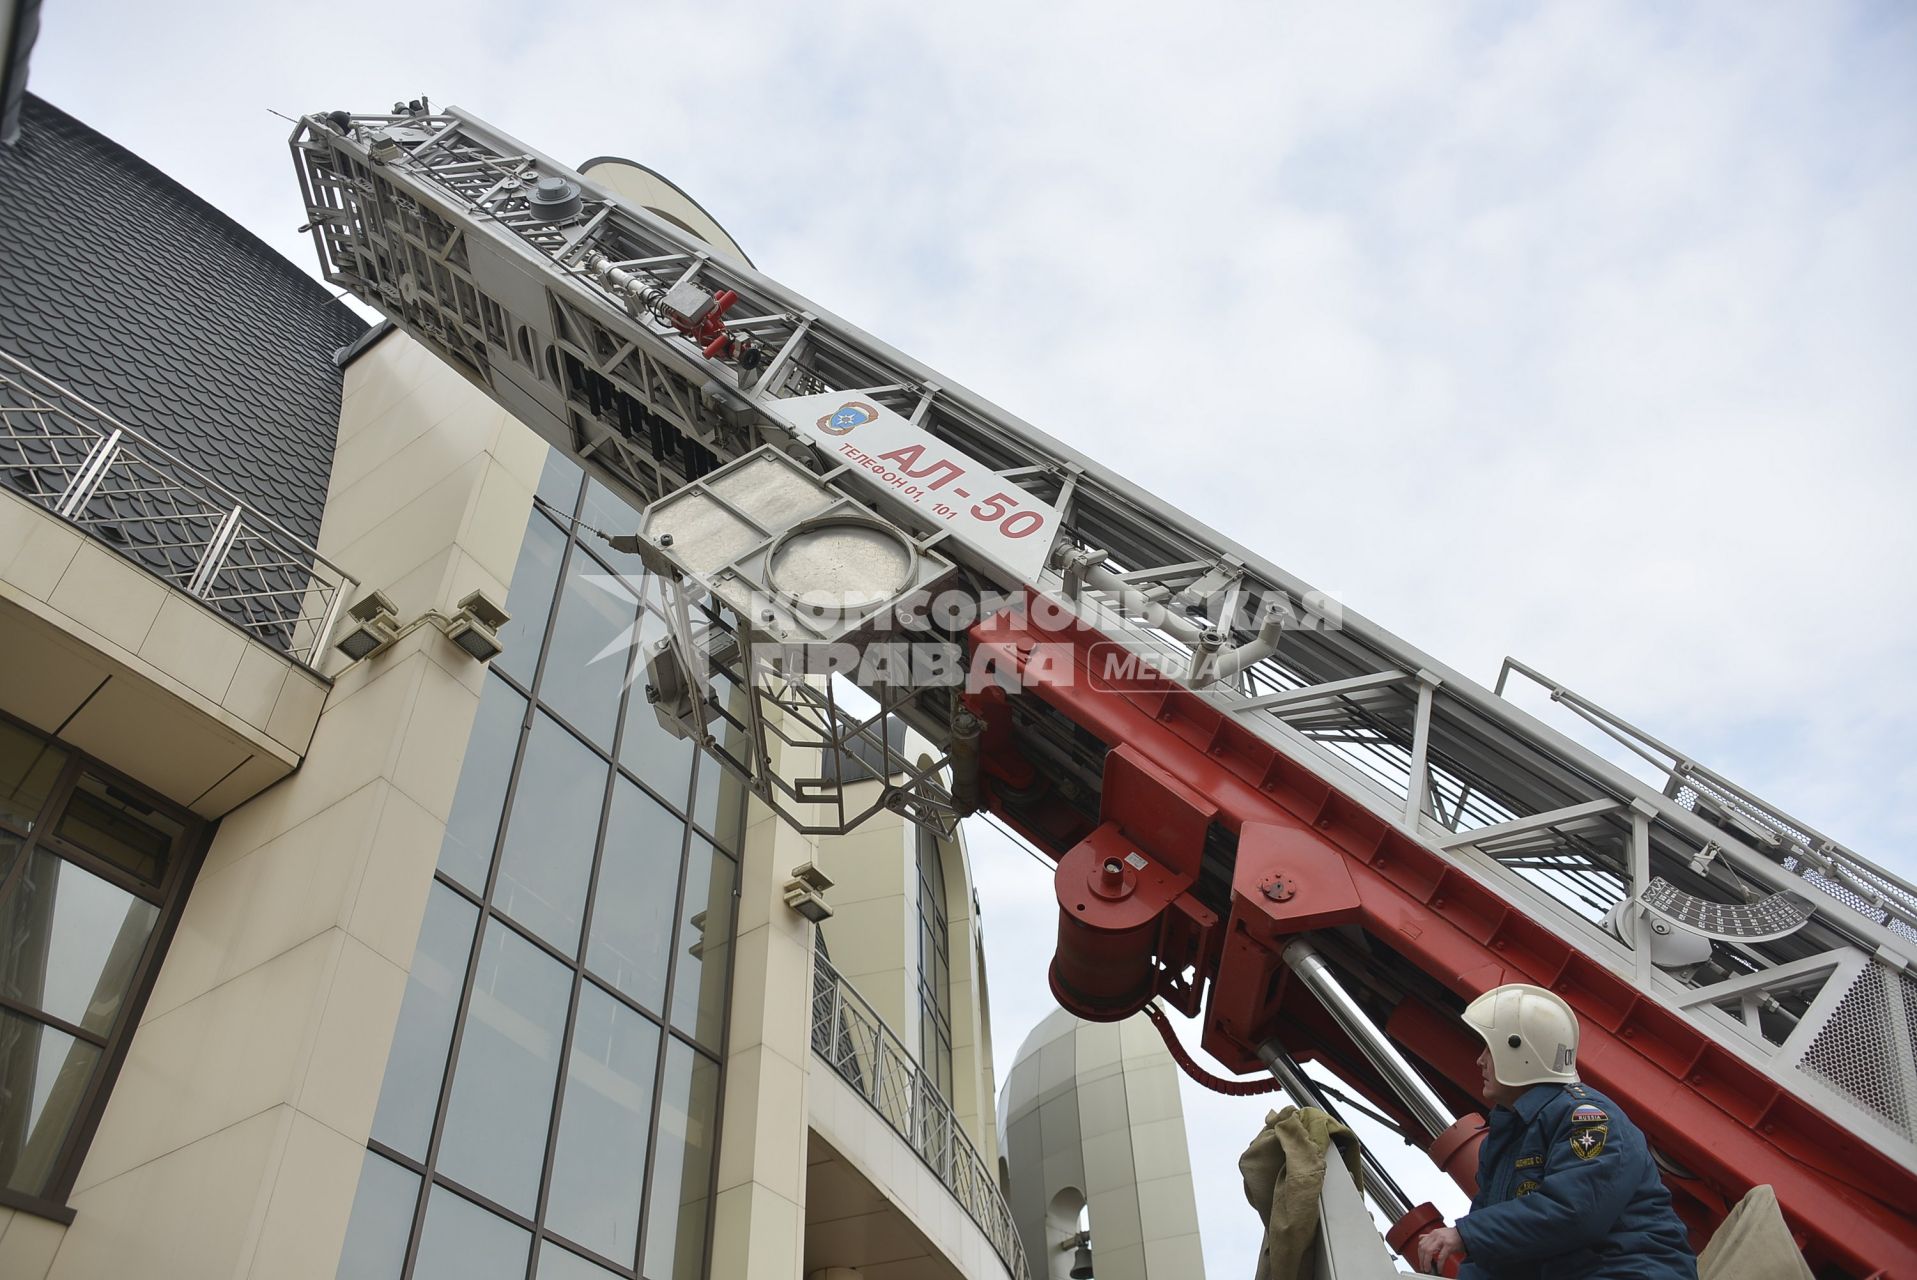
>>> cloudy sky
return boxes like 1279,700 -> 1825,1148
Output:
29,2 -> 1917,1275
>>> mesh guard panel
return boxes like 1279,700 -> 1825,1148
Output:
1798,966 -> 1915,1142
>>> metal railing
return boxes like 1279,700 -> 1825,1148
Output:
811,952 -> 1029,1280
0,350 -> 355,669
1498,657 -> 1917,942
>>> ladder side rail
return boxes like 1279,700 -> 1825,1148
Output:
1498,658 -> 1917,928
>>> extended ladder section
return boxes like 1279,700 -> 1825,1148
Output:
292,105 -> 1917,1275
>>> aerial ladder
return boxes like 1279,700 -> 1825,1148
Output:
291,102 -> 1917,1277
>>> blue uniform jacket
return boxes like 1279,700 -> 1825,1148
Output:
1455,1081 -> 1696,1280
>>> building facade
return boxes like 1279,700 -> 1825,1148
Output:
999,1011 -> 1204,1280
0,92 -> 1027,1280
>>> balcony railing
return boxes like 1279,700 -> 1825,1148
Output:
811,951 -> 1029,1280
0,350 -> 354,669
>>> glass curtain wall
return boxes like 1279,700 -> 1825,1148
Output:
0,713 -> 204,1218
339,451 -> 746,1280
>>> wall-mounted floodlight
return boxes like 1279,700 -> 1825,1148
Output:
334,589 -> 401,661
782,862 -> 835,924
441,588 -> 510,663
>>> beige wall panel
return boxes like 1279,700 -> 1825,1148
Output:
264,667 -> 330,754
462,460 -> 538,584
320,407 -> 489,554
222,642 -> 292,739
51,1106 -> 290,1280
57,672 -> 255,811
1088,1185 -> 1144,1252
329,365 -> 476,482
188,750 -> 291,818
324,385 -> 471,496
1128,1119 -> 1193,1179
294,935 -> 408,1139
344,781 -> 450,969
820,896 -> 911,971
142,778 -> 382,1019
1001,1010 -> 1205,1279
1089,1241 -> 1147,1280
1073,1014 -> 1125,1077
335,333 -> 439,423
1134,1172 -> 1200,1242
1073,1073 -> 1129,1140
235,654 -> 426,849
725,920 -> 811,1062
71,930 -> 338,1194
1142,1233 -> 1205,1276
387,647 -> 491,817
245,1113 -> 366,1280
321,457 -> 489,627
487,403 -> 551,489
715,1044 -> 809,1206
815,819 -> 911,904
1080,1128 -> 1140,1196
0,600 -> 111,731
132,594 -> 247,704
1119,1013 -> 1166,1062
710,1182 -> 805,1280
1,486 -> 325,779
714,791 -> 820,1280
0,1211 -> 65,1280
1,501 -> 83,599
0,579 -> 311,819
1117,1062 -> 1182,1126
322,377 -> 490,521
44,541 -> 167,653
214,780 -> 386,985
0,483 -> 46,570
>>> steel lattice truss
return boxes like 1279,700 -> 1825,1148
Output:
290,105 -> 1917,1194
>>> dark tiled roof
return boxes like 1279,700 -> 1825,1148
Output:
0,94 -> 365,545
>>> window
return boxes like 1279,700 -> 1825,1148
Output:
916,828 -> 954,1103
0,713 -> 205,1220
341,450 -> 746,1279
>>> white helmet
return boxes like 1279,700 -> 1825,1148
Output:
1463,984 -> 1579,1087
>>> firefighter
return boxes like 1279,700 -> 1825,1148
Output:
1415,983 -> 1697,1279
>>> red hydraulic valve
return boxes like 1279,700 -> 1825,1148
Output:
686,288 -> 741,358
1386,1202 -> 1465,1277
1050,822 -> 1184,1019
1045,745 -> 1218,1023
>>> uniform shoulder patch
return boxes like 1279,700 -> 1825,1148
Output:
1570,1103 -> 1609,1125
1569,1125 -> 1609,1159
1516,1178 -> 1541,1197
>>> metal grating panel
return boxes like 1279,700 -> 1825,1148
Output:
1788,857 -> 1917,946
1,352 -> 357,666
1799,966 -> 1915,1141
